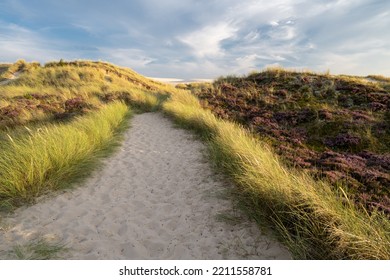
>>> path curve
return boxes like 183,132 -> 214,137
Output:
0,113 -> 291,259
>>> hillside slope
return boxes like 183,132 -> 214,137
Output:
187,69 -> 390,215
0,60 -> 173,209
0,60 -> 171,131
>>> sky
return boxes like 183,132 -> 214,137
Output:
0,0 -> 389,79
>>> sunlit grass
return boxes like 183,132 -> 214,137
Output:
0,101 -> 130,210
0,60 -> 175,129
1,59 -> 388,259
162,89 -> 390,259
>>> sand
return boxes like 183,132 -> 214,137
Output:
0,113 -> 291,259
0,70 -> 22,85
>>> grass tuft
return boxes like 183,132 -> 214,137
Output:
0,101 -> 130,210
10,238 -> 66,260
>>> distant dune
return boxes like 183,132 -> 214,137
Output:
148,77 -> 213,85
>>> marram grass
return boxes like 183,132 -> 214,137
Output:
0,101 -> 130,209
162,90 -> 390,259
2,60 -> 389,259
0,60 -> 173,130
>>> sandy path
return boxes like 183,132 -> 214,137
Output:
0,113 -> 291,259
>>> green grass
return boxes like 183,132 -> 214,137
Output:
0,101 -> 131,210
0,60 -> 173,130
0,60 -> 172,208
9,238 -> 66,260
0,64 -> 10,80
190,68 -> 389,216
162,89 -> 390,259
1,59 -> 389,259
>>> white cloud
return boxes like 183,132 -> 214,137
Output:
98,48 -> 156,69
0,0 -> 389,78
308,47 -> 390,76
234,54 -> 262,72
268,25 -> 296,40
244,31 -> 260,41
0,23 -> 60,62
179,23 -> 237,58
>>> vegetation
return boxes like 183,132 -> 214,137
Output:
185,68 -> 389,216
0,64 -> 11,78
163,87 -> 390,259
0,60 -> 169,130
1,60 -> 389,259
0,60 -> 170,210
9,238 -> 65,260
0,101 -> 130,209
367,75 -> 390,83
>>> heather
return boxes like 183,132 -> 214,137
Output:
188,69 -> 390,215
0,60 -> 169,130
0,60 -> 170,209
163,89 -> 390,259
1,60 -> 389,259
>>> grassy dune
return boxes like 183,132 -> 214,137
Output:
186,69 -> 390,216
1,60 -> 389,259
0,60 -> 169,209
0,60 -> 169,130
162,89 -> 390,259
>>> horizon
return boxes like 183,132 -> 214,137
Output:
1,0 -> 389,79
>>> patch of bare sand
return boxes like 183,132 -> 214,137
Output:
0,113 -> 291,259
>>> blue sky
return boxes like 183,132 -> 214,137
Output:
0,0 -> 389,79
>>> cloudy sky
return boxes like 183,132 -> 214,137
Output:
0,0 -> 389,79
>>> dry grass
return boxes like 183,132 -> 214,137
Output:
0,60 -> 173,211
162,89 -> 390,259
0,60 -> 171,130
2,60 -> 388,259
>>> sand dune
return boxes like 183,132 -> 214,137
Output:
0,113 -> 291,259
